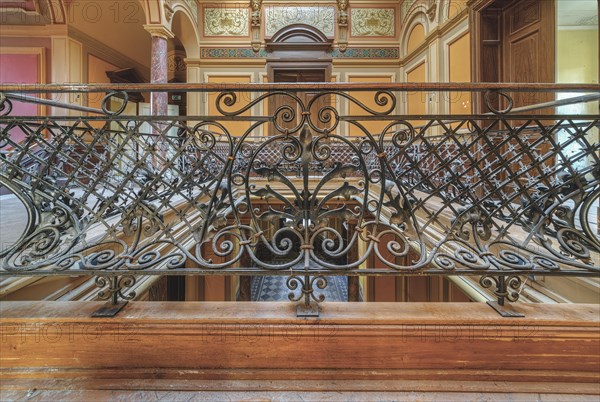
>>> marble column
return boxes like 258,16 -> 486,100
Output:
144,25 -> 174,170
144,25 -> 174,117
151,35 -> 168,116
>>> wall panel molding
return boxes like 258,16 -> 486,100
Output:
68,27 -> 150,82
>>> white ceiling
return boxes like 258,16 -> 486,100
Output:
557,0 -> 599,27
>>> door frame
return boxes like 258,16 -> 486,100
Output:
267,62 -> 332,84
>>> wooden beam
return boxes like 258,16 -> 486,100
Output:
1,301 -> 598,383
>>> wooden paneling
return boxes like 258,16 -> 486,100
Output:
270,68 -> 328,133
370,277 -> 397,302
204,276 -> 228,301
470,0 -> 555,113
503,0 -> 555,109
196,243 -> 230,301
508,0 -> 540,34
501,0 -> 554,180
469,0 -> 555,195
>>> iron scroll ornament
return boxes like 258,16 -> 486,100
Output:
0,87 -> 598,281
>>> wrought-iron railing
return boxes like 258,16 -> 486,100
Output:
0,83 -> 598,316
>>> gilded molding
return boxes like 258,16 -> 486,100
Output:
350,8 -> 395,37
264,6 -> 335,37
204,8 -> 249,37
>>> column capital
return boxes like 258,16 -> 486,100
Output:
184,58 -> 202,67
143,24 -> 175,40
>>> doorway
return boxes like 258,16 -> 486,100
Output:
471,0 -> 556,112
267,66 -> 330,134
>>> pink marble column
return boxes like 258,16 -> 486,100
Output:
150,35 -> 168,117
144,26 -> 173,170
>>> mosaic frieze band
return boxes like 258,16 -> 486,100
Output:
330,47 -> 399,58
199,47 -> 399,59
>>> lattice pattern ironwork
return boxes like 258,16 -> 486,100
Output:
0,84 -> 598,307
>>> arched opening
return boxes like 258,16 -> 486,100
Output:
170,8 -> 201,117
265,24 -> 333,132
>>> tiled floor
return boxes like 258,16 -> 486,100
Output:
251,275 -> 348,302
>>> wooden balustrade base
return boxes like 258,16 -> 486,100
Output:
1,301 -> 598,396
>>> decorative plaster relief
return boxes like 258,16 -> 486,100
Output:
204,8 -> 249,36
350,8 -> 395,37
401,0 -> 416,19
264,6 -> 335,37
186,0 -> 199,22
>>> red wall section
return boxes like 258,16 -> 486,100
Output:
0,52 -> 41,143
0,53 -> 39,116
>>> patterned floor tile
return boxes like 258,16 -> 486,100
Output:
251,276 -> 348,302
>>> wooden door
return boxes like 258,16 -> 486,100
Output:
502,0 -> 555,110
471,0 -> 556,111
502,0 -> 555,183
471,0 -> 556,194
270,69 -> 327,134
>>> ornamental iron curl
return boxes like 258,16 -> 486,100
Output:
95,275 -> 137,304
0,83 -> 598,310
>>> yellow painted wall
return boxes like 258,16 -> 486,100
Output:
407,24 -> 425,54
556,28 -> 599,243
557,29 -> 599,115
87,55 -> 119,110
448,32 -> 471,117
207,75 -> 252,137
558,29 -> 598,84
406,62 -> 426,126
347,75 -> 394,136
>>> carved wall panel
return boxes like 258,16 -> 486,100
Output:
264,6 -> 336,37
203,7 -> 249,37
350,8 -> 395,37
